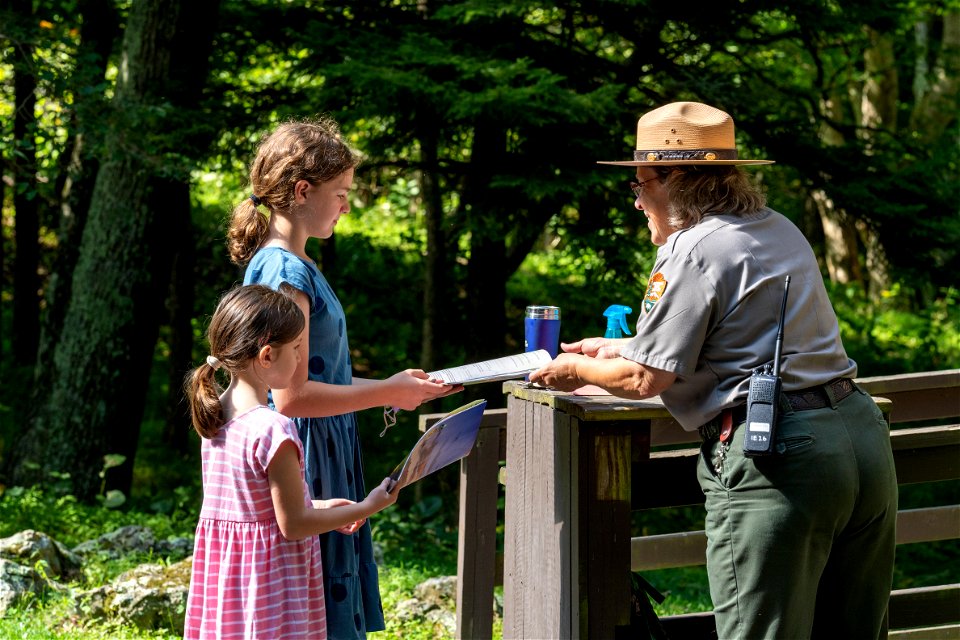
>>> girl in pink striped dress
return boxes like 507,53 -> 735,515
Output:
183,285 -> 398,639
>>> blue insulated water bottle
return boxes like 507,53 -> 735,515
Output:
524,306 -> 561,358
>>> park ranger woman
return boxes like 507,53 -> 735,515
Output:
530,101 -> 898,640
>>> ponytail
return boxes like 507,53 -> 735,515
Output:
227,199 -> 269,266
185,284 -> 305,439
185,362 -> 225,439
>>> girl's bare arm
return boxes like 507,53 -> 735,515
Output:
271,288 -> 457,418
268,441 -> 397,541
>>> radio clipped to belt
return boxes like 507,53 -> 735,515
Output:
743,276 -> 791,457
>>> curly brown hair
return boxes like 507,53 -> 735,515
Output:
227,116 -> 361,265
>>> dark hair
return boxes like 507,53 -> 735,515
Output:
661,166 -> 767,229
185,284 -> 305,439
228,116 -> 361,265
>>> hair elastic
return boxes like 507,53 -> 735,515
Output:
250,194 -> 262,206
206,355 -> 223,370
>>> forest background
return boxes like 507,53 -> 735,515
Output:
0,0 -> 958,637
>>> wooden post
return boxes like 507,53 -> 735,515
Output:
456,420 -> 503,640
502,389 -> 647,638
503,394 -> 577,638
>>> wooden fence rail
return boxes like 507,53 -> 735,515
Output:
419,369 -> 960,639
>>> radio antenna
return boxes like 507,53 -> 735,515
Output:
772,276 -> 791,378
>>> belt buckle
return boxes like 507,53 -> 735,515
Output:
824,377 -> 855,405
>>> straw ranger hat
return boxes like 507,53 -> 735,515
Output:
598,101 -> 774,166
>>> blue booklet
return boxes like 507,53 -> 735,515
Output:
388,399 -> 487,492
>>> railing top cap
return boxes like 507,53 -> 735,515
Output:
505,381 -> 675,421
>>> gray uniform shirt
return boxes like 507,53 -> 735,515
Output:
619,207 -> 856,430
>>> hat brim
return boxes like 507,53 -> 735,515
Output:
597,159 -> 775,166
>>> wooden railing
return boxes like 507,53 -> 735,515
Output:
419,369 -> 960,639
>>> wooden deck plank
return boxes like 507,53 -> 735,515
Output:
631,506 -> 960,571
856,370 -> 960,423
888,624 -> 960,639
889,584 -> 960,629
856,369 -> 960,395
891,424 -> 960,449
659,585 -> 960,637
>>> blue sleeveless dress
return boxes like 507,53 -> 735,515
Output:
244,247 -> 385,638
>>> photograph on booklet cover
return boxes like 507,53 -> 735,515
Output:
389,399 -> 487,492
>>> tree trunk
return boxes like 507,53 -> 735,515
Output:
110,0 -> 221,490
103,173 -> 186,493
35,135 -> 99,385
11,0 -> 40,366
10,0 -> 218,500
419,113 -> 447,373
156,0 -> 221,457
857,25 -> 897,299
909,10 -> 960,144
13,152 -> 175,498
812,188 -> 862,285
814,94 -> 863,287
35,0 -> 117,386
162,182 -> 196,454
463,120 -> 509,367
861,26 -> 898,136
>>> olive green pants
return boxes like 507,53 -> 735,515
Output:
698,387 -> 898,639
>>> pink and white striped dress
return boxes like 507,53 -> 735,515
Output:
184,405 -> 326,639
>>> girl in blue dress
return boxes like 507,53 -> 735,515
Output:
227,117 -> 457,638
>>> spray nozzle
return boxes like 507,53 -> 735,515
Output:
603,304 -> 633,338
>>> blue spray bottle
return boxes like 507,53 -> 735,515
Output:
603,304 -> 633,338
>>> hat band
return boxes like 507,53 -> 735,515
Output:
634,149 -> 738,162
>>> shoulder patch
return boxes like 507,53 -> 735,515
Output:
643,272 -> 668,313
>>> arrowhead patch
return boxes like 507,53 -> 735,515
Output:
643,272 -> 668,313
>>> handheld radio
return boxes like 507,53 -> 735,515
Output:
743,276 -> 791,457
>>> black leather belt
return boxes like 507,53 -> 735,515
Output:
783,377 -> 857,411
698,378 -> 858,441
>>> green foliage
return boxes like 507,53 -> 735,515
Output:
507,223 -> 657,345
895,540 -> 960,590
326,229 -> 428,374
896,480 -> 960,588
373,493 -> 458,568
643,566 -> 713,616
0,483 -> 460,639
1,583 -> 182,639
0,486 -> 194,548
832,283 -> 960,375
377,566 -> 453,640
98,455 -> 127,509
373,491 -> 468,639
